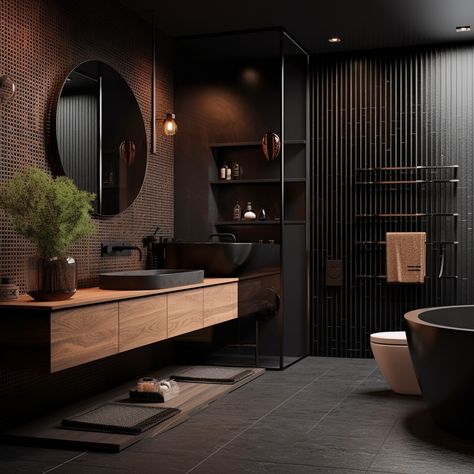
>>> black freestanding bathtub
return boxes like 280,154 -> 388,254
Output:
405,305 -> 474,437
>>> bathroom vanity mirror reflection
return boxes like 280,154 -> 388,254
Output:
53,61 -> 147,216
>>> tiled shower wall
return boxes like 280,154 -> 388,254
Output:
0,0 -> 174,291
313,44 -> 474,357
0,0 -> 175,425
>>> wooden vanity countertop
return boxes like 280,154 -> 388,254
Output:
0,278 -> 238,311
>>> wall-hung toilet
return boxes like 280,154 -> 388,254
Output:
370,331 -> 421,396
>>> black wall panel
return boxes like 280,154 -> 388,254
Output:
313,44 -> 474,357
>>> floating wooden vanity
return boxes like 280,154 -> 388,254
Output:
0,278 -> 238,373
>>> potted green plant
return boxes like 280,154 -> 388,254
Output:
0,168 -> 95,301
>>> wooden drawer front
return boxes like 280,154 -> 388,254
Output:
203,283 -> 238,327
168,289 -> 203,338
119,295 -> 167,352
51,302 -> 118,372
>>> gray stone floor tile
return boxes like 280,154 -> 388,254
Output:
65,447 -> 202,474
192,454 -> 368,474
0,446 -> 83,474
369,416 -> 474,474
2,357 -> 473,474
310,418 -> 396,439
46,463 -> 123,474
283,433 -> 383,470
217,430 -> 383,470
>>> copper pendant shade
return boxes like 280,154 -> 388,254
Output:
119,140 -> 136,166
261,132 -> 281,161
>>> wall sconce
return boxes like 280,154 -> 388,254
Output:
163,113 -> 178,136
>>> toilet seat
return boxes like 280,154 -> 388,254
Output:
370,331 -> 407,346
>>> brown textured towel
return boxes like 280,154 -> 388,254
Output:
386,232 -> 426,283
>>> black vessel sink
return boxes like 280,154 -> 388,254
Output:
99,269 -> 204,290
162,242 -> 279,277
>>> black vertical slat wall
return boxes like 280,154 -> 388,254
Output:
56,94 -> 98,195
313,43 -> 474,358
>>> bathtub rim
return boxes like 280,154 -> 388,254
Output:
404,305 -> 474,332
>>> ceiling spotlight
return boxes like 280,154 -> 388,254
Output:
456,25 -> 471,32
328,37 -> 342,43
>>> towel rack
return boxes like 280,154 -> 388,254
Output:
356,179 -> 459,185
356,165 -> 459,171
356,240 -> 458,245
356,213 -> 459,218
355,162 -> 459,289
355,275 -> 458,280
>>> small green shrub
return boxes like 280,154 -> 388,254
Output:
0,168 -> 95,258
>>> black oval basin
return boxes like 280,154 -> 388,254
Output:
99,269 -> 204,290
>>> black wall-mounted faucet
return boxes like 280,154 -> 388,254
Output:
101,243 -> 142,261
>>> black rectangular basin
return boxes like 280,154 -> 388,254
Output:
161,243 -> 280,277
99,269 -> 204,290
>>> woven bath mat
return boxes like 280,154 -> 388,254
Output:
170,366 -> 253,384
62,403 -> 180,435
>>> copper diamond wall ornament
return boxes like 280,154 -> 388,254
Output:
261,132 -> 281,161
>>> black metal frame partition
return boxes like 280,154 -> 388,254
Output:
173,28 -> 311,369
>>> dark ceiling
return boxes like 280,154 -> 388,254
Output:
118,0 -> 474,53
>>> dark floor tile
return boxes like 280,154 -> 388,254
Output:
218,429 -> 382,470
192,453 -> 367,474
254,412 -> 324,436
369,417 -> 474,474
46,463 -> 123,474
148,413 -> 252,455
255,371 -> 326,386
310,417 -> 396,439
0,445 -> 83,474
369,450 -> 474,474
270,400 -> 335,421
5,357 -> 471,474
63,446 -> 202,474
285,433 -> 382,470
301,378 -> 363,396
203,398 -> 287,421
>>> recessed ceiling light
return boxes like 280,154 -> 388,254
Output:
328,37 -> 342,43
456,25 -> 471,32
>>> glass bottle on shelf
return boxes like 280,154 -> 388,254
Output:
233,201 -> 242,220
231,161 -> 240,180
219,163 -> 228,180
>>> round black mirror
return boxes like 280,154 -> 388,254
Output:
53,61 -> 147,216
